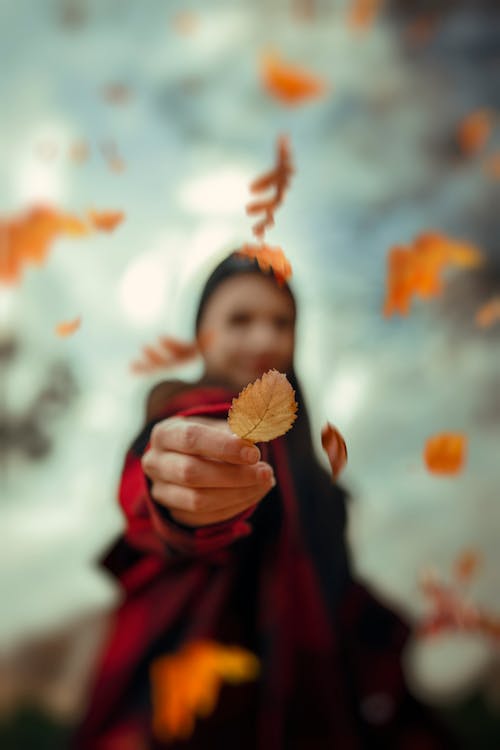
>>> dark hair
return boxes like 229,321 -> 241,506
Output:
195,255 -> 350,613
194,252 -> 296,333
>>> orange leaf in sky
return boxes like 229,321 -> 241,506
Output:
382,245 -> 416,317
89,210 -> 125,232
0,206 -> 88,284
259,51 -> 328,106
414,228 -> 482,264
475,296 -> 500,328
423,433 -> 467,476
69,141 -> 89,163
171,10 -> 200,36
321,422 -> 348,480
102,82 -> 132,105
418,569 -> 500,643
100,141 -> 126,173
457,109 -> 495,156
405,14 -> 439,47
151,640 -> 259,742
454,549 -> 481,584
228,369 -> 297,443
411,232 -> 483,299
246,134 -> 294,241
54,316 -> 81,337
484,152 -> 500,180
411,233 -> 448,299
348,0 -> 384,30
383,232 -> 484,317
238,244 -> 292,285
130,334 -> 211,375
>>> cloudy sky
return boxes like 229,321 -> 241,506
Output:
1,0 -> 499,700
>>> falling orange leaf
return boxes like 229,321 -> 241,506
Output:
475,296 -> 500,328
411,233 -> 448,299
69,141 -> 89,163
383,232 -> 483,317
412,232 -> 483,299
405,14 -> 439,46
151,640 -> 259,742
171,10 -> 200,36
246,135 -> 294,242
418,569 -> 500,643
108,156 -> 125,172
100,141 -> 126,173
55,316 -> 81,337
259,51 -> 328,106
130,335 -> 210,375
423,432 -> 467,476
321,422 -> 348,480
228,369 -> 297,443
457,109 -> 495,156
454,550 -> 481,583
0,206 -> 88,285
88,210 -> 125,232
238,244 -> 292,285
484,152 -> 500,179
102,82 -> 132,105
348,0 -> 384,30
382,245 -> 417,317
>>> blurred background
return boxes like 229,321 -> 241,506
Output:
1,0 -> 499,747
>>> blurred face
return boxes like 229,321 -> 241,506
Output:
197,273 -> 295,391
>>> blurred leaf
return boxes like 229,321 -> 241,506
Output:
321,422 -> 348,480
348,0 -> 384,31
475,296 -> 500,328
238,244 -> 292,285
246,135 -> 294,241
129,335 -> 208,375
457,109 -> 495,157
259,51 -> 328,106
151,640 -> 259,742
54,316 -> 81,338
88,210 -> 125,232
0,207 -> 88,285
383,232 -> 484,317
423,432 -> 467,476
454,550 -> 481,583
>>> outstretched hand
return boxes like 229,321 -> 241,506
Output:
141,417 -> 275,527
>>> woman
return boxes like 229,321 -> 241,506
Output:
74,253 -> 455,749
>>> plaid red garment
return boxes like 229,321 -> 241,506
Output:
73,382 -> 457,750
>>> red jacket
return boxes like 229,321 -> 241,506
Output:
73,381 -> 456,749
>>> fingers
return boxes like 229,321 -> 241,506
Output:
151,479 -> 275,517
149,418 -> 261,465
143,416 -> 275,528
168,500 -> 260,528
144,452 -> 274,489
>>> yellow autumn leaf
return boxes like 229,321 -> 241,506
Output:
321,422 -> 348,480
227,369 -> 297,442
54,316 -> 81,337
151,640 -> 260,743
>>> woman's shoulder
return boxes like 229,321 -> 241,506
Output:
145,376 -> 235,422
145,379 -> 193,422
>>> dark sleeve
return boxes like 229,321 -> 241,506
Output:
338,582 -> 458,748
114,384 -> 259,561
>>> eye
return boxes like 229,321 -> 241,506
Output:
273,315 -> 294,331
228,311 -> 252,327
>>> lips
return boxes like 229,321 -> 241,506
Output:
247,359 -> 277,373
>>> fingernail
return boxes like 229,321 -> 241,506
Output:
257,465 -> 271,481
241,445 -> 260,463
